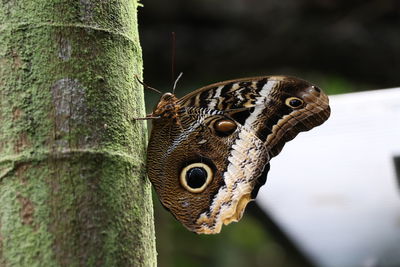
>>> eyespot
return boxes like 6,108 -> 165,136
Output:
180,163 -> 213,193
285,97 -> 304,109
214,119 -> 237,137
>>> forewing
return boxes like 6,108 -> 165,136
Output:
179,76 -> 330,157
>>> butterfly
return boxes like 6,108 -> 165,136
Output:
144,75 -> 330,234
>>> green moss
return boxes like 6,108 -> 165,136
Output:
0,0 -> 155,266
0,164 -> 55,266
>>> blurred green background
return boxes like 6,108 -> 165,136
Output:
138,1 -> 399,266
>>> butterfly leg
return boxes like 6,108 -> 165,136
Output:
133,114 -> 161,121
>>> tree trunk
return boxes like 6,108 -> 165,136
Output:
0,1 -> 156,266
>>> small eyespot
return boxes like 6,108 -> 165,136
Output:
285,97 -> 304,109
180,163 -> 213,193
214,119 -> 237,137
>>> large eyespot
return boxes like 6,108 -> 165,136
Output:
285,97 -> 304,109
180,163 -> 213,193
214,119 -> 237,137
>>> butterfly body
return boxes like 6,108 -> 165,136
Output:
146,76 -> 330,234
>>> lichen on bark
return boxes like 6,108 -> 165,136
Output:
0,0 -> 156,266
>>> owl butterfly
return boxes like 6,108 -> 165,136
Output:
145,76 -> 330,234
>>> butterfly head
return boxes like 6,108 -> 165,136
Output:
152,92 -> 181,120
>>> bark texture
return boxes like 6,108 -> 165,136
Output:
0,0 -> 156,266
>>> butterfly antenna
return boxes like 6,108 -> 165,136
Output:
171,32 -> 176,87
135,75 -> 162,95
172,72 -> 183,95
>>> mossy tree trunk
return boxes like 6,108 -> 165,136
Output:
0,0 -> 156,266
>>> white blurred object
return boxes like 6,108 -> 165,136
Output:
257,88 -> 400,267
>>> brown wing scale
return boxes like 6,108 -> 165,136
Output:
146,75 -> 330,234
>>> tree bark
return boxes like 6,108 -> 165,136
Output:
0,0 -> 156,266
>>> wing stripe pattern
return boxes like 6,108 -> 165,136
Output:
196,124 -> 269,234
207,85 -> 223,110
242,80 -> 276,127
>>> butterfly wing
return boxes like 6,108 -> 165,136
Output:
147,108 -> 270,234
147,76 -> 330,234
179,76 -> 330,156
